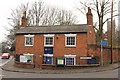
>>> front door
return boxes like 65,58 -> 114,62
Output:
45,56 -> 52,64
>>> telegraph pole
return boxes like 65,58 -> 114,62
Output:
111,0 -> 113,64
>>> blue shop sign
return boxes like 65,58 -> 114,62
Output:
44,47 -> 53,54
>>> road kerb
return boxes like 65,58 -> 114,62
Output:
1,65 -> 119,74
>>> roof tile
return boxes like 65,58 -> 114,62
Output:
16,25 -> 91,34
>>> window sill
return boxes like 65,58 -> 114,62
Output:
65,65 -> 76,66
65,45 -> 76,48
42,64 -> 55,66
44,45 -> 54,47
25,45 -> 33,47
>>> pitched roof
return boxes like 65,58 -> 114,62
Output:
16,25 -> 91,34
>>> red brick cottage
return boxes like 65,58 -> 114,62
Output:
15,7 -> 97,68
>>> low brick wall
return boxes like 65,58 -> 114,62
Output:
41,64 -> 100,70
14,62 -> 100,69
103,48 -> 119,64
88,45 -> 120,65
14,61 -> 35,68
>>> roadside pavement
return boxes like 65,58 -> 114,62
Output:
1,58 -> 119,74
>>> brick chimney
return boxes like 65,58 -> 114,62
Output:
21,11 -> 27,27
87,7 -> 93,26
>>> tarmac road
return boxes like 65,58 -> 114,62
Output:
0,56 -> 13,79
2,68 -> 118,78
0,56 -> 13,67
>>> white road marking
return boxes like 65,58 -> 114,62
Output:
0,56 -> 13,67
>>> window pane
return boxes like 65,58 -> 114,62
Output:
50,37 -> 53,45
45,37 -> 53,46
30,37 -> 33,45
25,37 -> 33,46
67,37 -> 68,45
66,58 -> 74,65
66,36 -> 75,46
26,37 -> 29,45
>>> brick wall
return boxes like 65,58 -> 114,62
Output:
103,48 -> 119,64
87,26 -> 96,45
15,24 -> 96,68
88,45 -> 120,65
16,33 -> 89,68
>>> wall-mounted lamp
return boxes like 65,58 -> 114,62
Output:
89,31 -> 92,34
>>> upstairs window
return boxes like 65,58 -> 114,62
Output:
44,34 -> 54,47
65,34 -> 76,47
24,35 -> 34,46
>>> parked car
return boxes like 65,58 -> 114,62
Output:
1,53 -> 10,59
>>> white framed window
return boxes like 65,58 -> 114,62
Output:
65,34 -> 76,47
44,34 -> 54,47
24,35 -> 34,46
64,55 -> 76,65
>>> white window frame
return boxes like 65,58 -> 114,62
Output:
64,55 -> 76,65
44,54 -> 53,57
44,34 -> 54,47
24,35 -> 34,47
65,34 -> 76,47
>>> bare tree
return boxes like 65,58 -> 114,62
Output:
3,1 -> 77,52
42,7 -> 58,25
26,1 -> 77,26
78,0 -> 117,44
3,3 -> 30,52
42,8 -> 77,25
57,10 -> 77,25
27,2 -> 45,26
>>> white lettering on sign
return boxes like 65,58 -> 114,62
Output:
80,57 -> 92,59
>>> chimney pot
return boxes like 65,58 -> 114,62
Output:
21,11 -> 27,27
88,7 -> 91,13
87,7 -> 93,26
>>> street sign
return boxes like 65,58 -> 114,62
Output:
80,57 -> 92,59
101,41 -> 108,45
104,32 -> 108,41
101,41 -> 108,66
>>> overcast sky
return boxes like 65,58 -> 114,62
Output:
0,0 -> 118,43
